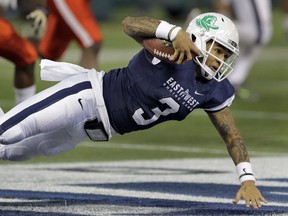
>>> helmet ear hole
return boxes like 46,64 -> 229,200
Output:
191,34 -> 196,42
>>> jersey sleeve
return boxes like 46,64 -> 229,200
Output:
204,94 -> 235,112
203,79 -> 235,112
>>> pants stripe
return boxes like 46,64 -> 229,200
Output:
0,81 -> 92,134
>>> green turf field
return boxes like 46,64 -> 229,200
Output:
0,7 -> 288,164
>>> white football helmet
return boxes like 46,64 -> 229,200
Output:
186,12 -> 239,82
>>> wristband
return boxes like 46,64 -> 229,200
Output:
156,21 -> 181,41
236,162 -> 256,183
168,26 -> 182,41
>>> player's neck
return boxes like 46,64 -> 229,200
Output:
195,65 -> 202,79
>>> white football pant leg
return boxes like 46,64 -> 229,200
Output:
0,73 -> 97,144
0,123 -> 87,161
231,0 -> 272,45
228,46 -> 261,87
228,0 -> 272,87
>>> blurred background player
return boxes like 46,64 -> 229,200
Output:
0,1 -> 38,104
34,0 -> 103,69
282,0 -> 288,40
214,0 -> 273,100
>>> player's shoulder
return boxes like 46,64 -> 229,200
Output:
199,77 -> 235,111
197,76 -> 234,98
220,77 -> 234,89
210,77 -> 235,99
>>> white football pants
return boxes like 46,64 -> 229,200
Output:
227,0 -> 272,87
0,73 -> 99,161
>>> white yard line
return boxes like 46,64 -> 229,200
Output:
1,47 -> 288,64
230,110 -> 288,120
189,109 -> 288,121
81,142 -> 228,154
58,47 -> 288,64
80,142 -> 288,157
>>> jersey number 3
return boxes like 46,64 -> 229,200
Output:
132,97 -> 180,125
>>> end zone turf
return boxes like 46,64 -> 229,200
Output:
0,157 -> 288,215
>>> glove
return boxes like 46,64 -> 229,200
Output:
26,8 -> 47,36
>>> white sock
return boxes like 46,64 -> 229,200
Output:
14,85 -> 36,104
0,107 -> 4,117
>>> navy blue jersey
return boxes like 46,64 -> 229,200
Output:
103,49 -> 235,134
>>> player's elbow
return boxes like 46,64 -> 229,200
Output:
122,16 -> 133,34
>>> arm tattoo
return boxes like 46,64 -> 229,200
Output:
208,108 -> 250,165
122,16 -> 160,38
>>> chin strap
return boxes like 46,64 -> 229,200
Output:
201,66 -> 213,80
194,56 -> 213,80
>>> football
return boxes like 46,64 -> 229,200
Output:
143,38 -> 175,62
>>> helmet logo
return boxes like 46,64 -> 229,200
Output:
196,15 -> 219,32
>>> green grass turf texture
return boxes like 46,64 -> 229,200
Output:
0,7 -> 287,164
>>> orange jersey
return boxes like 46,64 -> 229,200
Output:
39,0 -> 103,60
0,18 -> 37,66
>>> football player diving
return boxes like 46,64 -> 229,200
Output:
0,12 -> 267,208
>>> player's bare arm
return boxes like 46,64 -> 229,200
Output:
207,107 -> 267,208
122,16 -> 160,44
207,107 -> 248,165
122,16 -> 199,64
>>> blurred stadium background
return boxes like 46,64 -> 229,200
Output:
0,0 -> 288,164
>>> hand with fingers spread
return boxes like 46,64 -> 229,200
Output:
169,30 -> 200,64
233,180 -> 267,208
